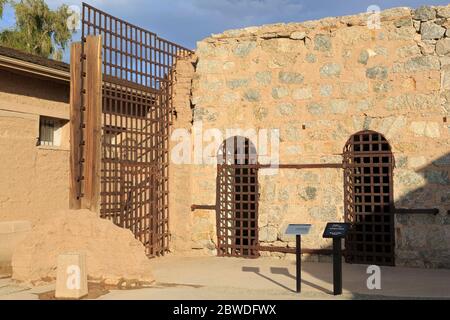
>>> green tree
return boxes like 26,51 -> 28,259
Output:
0,0 -> 7,18
0,0 -> 74,60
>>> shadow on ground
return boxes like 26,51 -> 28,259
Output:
241,266 -> 333,295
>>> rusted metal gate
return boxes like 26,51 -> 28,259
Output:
343,130 -> 395,266
216,137 -> 259,258
72,3 -> 192,257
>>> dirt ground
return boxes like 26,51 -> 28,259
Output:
1,256 -> 450,300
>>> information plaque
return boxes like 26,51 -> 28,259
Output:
322,223 -> 350,239
285,224 -> 312,235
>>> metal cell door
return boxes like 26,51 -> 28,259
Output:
343,130 -> 395,266
216,137 -> 259,258
80,3 -> 192,257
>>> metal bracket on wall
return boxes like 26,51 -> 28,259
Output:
395,208 -> 440,215
191,205 -> 216,211
258,163 -> 343,170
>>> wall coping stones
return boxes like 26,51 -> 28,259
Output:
203,6 -> 418,42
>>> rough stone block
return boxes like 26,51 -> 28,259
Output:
314,34 -> 332,51
437,6 -> 450,18
320,84 -> 333,97
234,41 -> 256,57
55,252 -> 88,299
358,50 -> 369,65
320,63 -> 341,77
292,88 -> 312,100
277,103 -> 294,116
244,89 -> 261,102
305,53 -> 316,63
436,38 -> 450,56
330,99 -> 348,114
397,44 -> 421,58
255,71 -> 272,85
278,72 -> 304,84
414,6 -> 437,21
271,87 -> 289,99
403,55 -> 440,72
420,21 -> 446,40
226,79 -> 249,89
290,31 -> 306,40
366,65 -> 388,80
307,103 -> 324,116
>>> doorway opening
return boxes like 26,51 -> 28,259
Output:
216,136 -> 259,258
343,130 -> 395,266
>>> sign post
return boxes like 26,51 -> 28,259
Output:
332,237 -> 342,295
322,222 -> 350,296
285,224 -> 312,293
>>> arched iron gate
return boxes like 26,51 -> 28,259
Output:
76,3 -> 192,257
216,137 -> 259,258
343,130 -> 395,266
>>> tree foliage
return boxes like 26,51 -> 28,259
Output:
0,0 -> 74,60
0,0 -> 7,18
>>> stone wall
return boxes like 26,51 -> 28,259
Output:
0,69 -> 70,223
169,56 -> 196,253
171,5 -> 450,268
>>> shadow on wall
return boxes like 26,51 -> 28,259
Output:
0,69 -> 69,103
298,153 -> 450,297
394,152 -> 450,269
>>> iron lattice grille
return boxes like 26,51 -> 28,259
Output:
216,137 -> 259,258
80,3 -> 192,257
343,131 -> 395,266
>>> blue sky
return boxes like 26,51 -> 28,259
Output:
1,0 -> 450,61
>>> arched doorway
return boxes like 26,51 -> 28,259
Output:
343,130 -> 395,266
216,136 -> 259,258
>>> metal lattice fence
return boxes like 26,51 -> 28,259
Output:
79,3 -> 192,257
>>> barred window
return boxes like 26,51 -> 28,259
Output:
38,117 -> 67,147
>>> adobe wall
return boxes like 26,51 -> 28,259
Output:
0,69 -> 70,223
171,5 -> 450,268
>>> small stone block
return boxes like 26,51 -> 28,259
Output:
55,252 -> 88,299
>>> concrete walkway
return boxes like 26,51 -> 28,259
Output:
1,256 -> 450,300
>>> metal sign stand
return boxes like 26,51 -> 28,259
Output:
285,224 -> 312,294
322,222 -> 350,296
332,238 -> 343,295
296,234 -> 302,293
